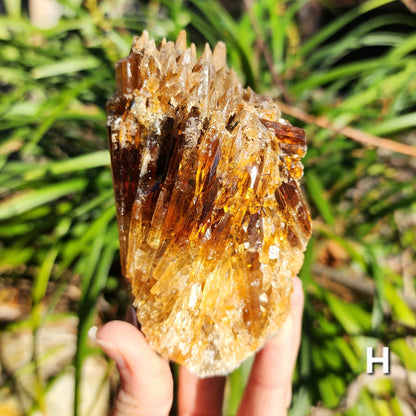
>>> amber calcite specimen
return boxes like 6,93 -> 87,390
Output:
107,31 -> 311,377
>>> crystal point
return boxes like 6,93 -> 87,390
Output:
107,31 -> 312,377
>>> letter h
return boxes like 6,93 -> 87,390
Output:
367,347 -> 389,374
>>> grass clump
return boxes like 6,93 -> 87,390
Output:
0,0 -> 415,415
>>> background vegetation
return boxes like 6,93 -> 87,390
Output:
0,0 -> 415,415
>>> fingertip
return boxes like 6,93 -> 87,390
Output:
291,276 -> 304,314
93,321 -> 173,416
292,275 -> 302,292
95,320 -> 169,376
93,321 -> 142,376
292,276 -> 303,300
96,320 -> 141,346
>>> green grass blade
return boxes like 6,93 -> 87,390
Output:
295,0 -> 395,60
24,151 -> 110,181
304,171 -> 335,227
31,57 -> 101,79
0,178 -> 87,221
366,112 -> 416,136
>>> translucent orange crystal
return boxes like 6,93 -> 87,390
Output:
107,31 -> 311,377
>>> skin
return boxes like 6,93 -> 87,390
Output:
92,276 -> 304,416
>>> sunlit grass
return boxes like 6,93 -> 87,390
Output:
0,0 -> 415,415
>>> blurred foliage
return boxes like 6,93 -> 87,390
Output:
0,0 -> 415,415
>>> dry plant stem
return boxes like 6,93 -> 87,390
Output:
313,263 -> 416,313
276,101 -> 416,158
243,0 -> 416,158
243,0 -> 293,104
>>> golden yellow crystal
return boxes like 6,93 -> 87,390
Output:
107,31 -> 311,377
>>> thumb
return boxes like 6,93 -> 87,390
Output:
89,321 -> 173,416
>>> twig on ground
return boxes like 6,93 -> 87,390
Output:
313,263 -> 416,313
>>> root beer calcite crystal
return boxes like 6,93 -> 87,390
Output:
107,31 -> 311,377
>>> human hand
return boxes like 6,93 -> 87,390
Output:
89,276 -> 304,416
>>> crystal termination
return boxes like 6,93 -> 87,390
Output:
107,31 -> 311,377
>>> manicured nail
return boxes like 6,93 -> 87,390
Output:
125,306 -> 139,328
88,325 -> 99,341
88,325 -> 115,350
88,325 -> 128,372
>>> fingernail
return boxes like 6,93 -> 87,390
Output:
88,325 -> 99,341
88,325 -> 118,352
88,326 -> 112,349
125,306 -> 139,328
88,326 -> 128,372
